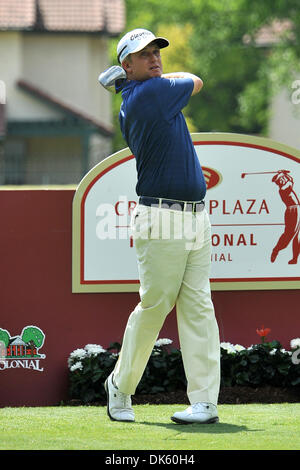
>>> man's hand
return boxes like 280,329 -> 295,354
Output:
161,72 -> 203,95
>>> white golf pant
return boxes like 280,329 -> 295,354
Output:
113,203 -> 220,405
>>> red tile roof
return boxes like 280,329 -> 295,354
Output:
254,19 -> 294,46
0,0 -> 35,30
243,19 -> 294,47
0,0 -> 125,34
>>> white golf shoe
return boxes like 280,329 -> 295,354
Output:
171,402 -> 219,424
104,373 -> 135,422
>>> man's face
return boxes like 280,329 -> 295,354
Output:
123,43 -> 163,81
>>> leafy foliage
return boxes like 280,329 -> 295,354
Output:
0,328 -> 10,347
136,343 -> 186,394
21,326 -> 45,348
221,340 -> 300,388
108,0 -> 300,152
67,338 -> 300,403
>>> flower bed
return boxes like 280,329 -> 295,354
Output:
67,333 -> 300,405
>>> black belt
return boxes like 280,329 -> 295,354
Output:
139,196 -> 205,213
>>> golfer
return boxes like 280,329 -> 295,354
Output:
105,28 -> 220,424
271,171 -> 300,264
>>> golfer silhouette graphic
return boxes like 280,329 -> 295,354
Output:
271,170 -> 300,264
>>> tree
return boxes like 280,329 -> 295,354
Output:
0,328 -> 10,350
108,0 -> 300,151
22,326 -> 45,357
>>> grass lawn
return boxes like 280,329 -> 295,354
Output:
0,403 -> 299,451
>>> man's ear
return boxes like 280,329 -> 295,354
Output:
122,59 -> 132,75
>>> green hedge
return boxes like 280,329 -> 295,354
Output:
67,338 -> 300,404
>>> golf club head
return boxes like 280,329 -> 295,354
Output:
98,66 -> 127,94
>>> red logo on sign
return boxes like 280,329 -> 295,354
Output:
202,166 -> 222,189
241,169 -> 300,265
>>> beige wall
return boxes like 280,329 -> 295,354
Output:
0,31 -> 114,184
22,34 -> 112,126
0,32 -> 63,120
0,31 -> 113,126
269,86 -> 300,150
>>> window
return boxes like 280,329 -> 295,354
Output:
3,139 -> 26,185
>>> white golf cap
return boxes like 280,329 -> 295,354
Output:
117,28 -> 169,64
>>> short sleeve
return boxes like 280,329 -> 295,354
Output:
153,77 -> 194,120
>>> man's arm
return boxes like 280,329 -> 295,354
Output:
161,72 -> 203,95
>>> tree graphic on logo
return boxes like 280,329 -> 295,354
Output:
0,329 -> 9,347
0,329 -> 9,357
0,326 -> 45,359
21,326 -> 45,357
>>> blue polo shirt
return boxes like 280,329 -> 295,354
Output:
119,77 -> 206,201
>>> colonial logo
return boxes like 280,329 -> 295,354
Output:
0,325 -> 46,372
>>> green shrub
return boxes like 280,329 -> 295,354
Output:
220,340 -> 300,388
67,338 -> 300,404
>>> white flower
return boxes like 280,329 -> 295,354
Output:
84,344 -> 106,356
70,348 -> 87,359
269,348 -> 277,355
70,361 -> 83,372
290,338 -> 300,349
280,348 -> 292,356
234,344 -> 245,352
155,338 -> 173,347
220,342 -> 236,354
110,352 -> 119,358
67,348 -> 87,366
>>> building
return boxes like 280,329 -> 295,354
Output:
245,19 -> 300,150
0,0 -> 125,184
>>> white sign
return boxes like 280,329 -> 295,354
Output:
72,133 -> 300,292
